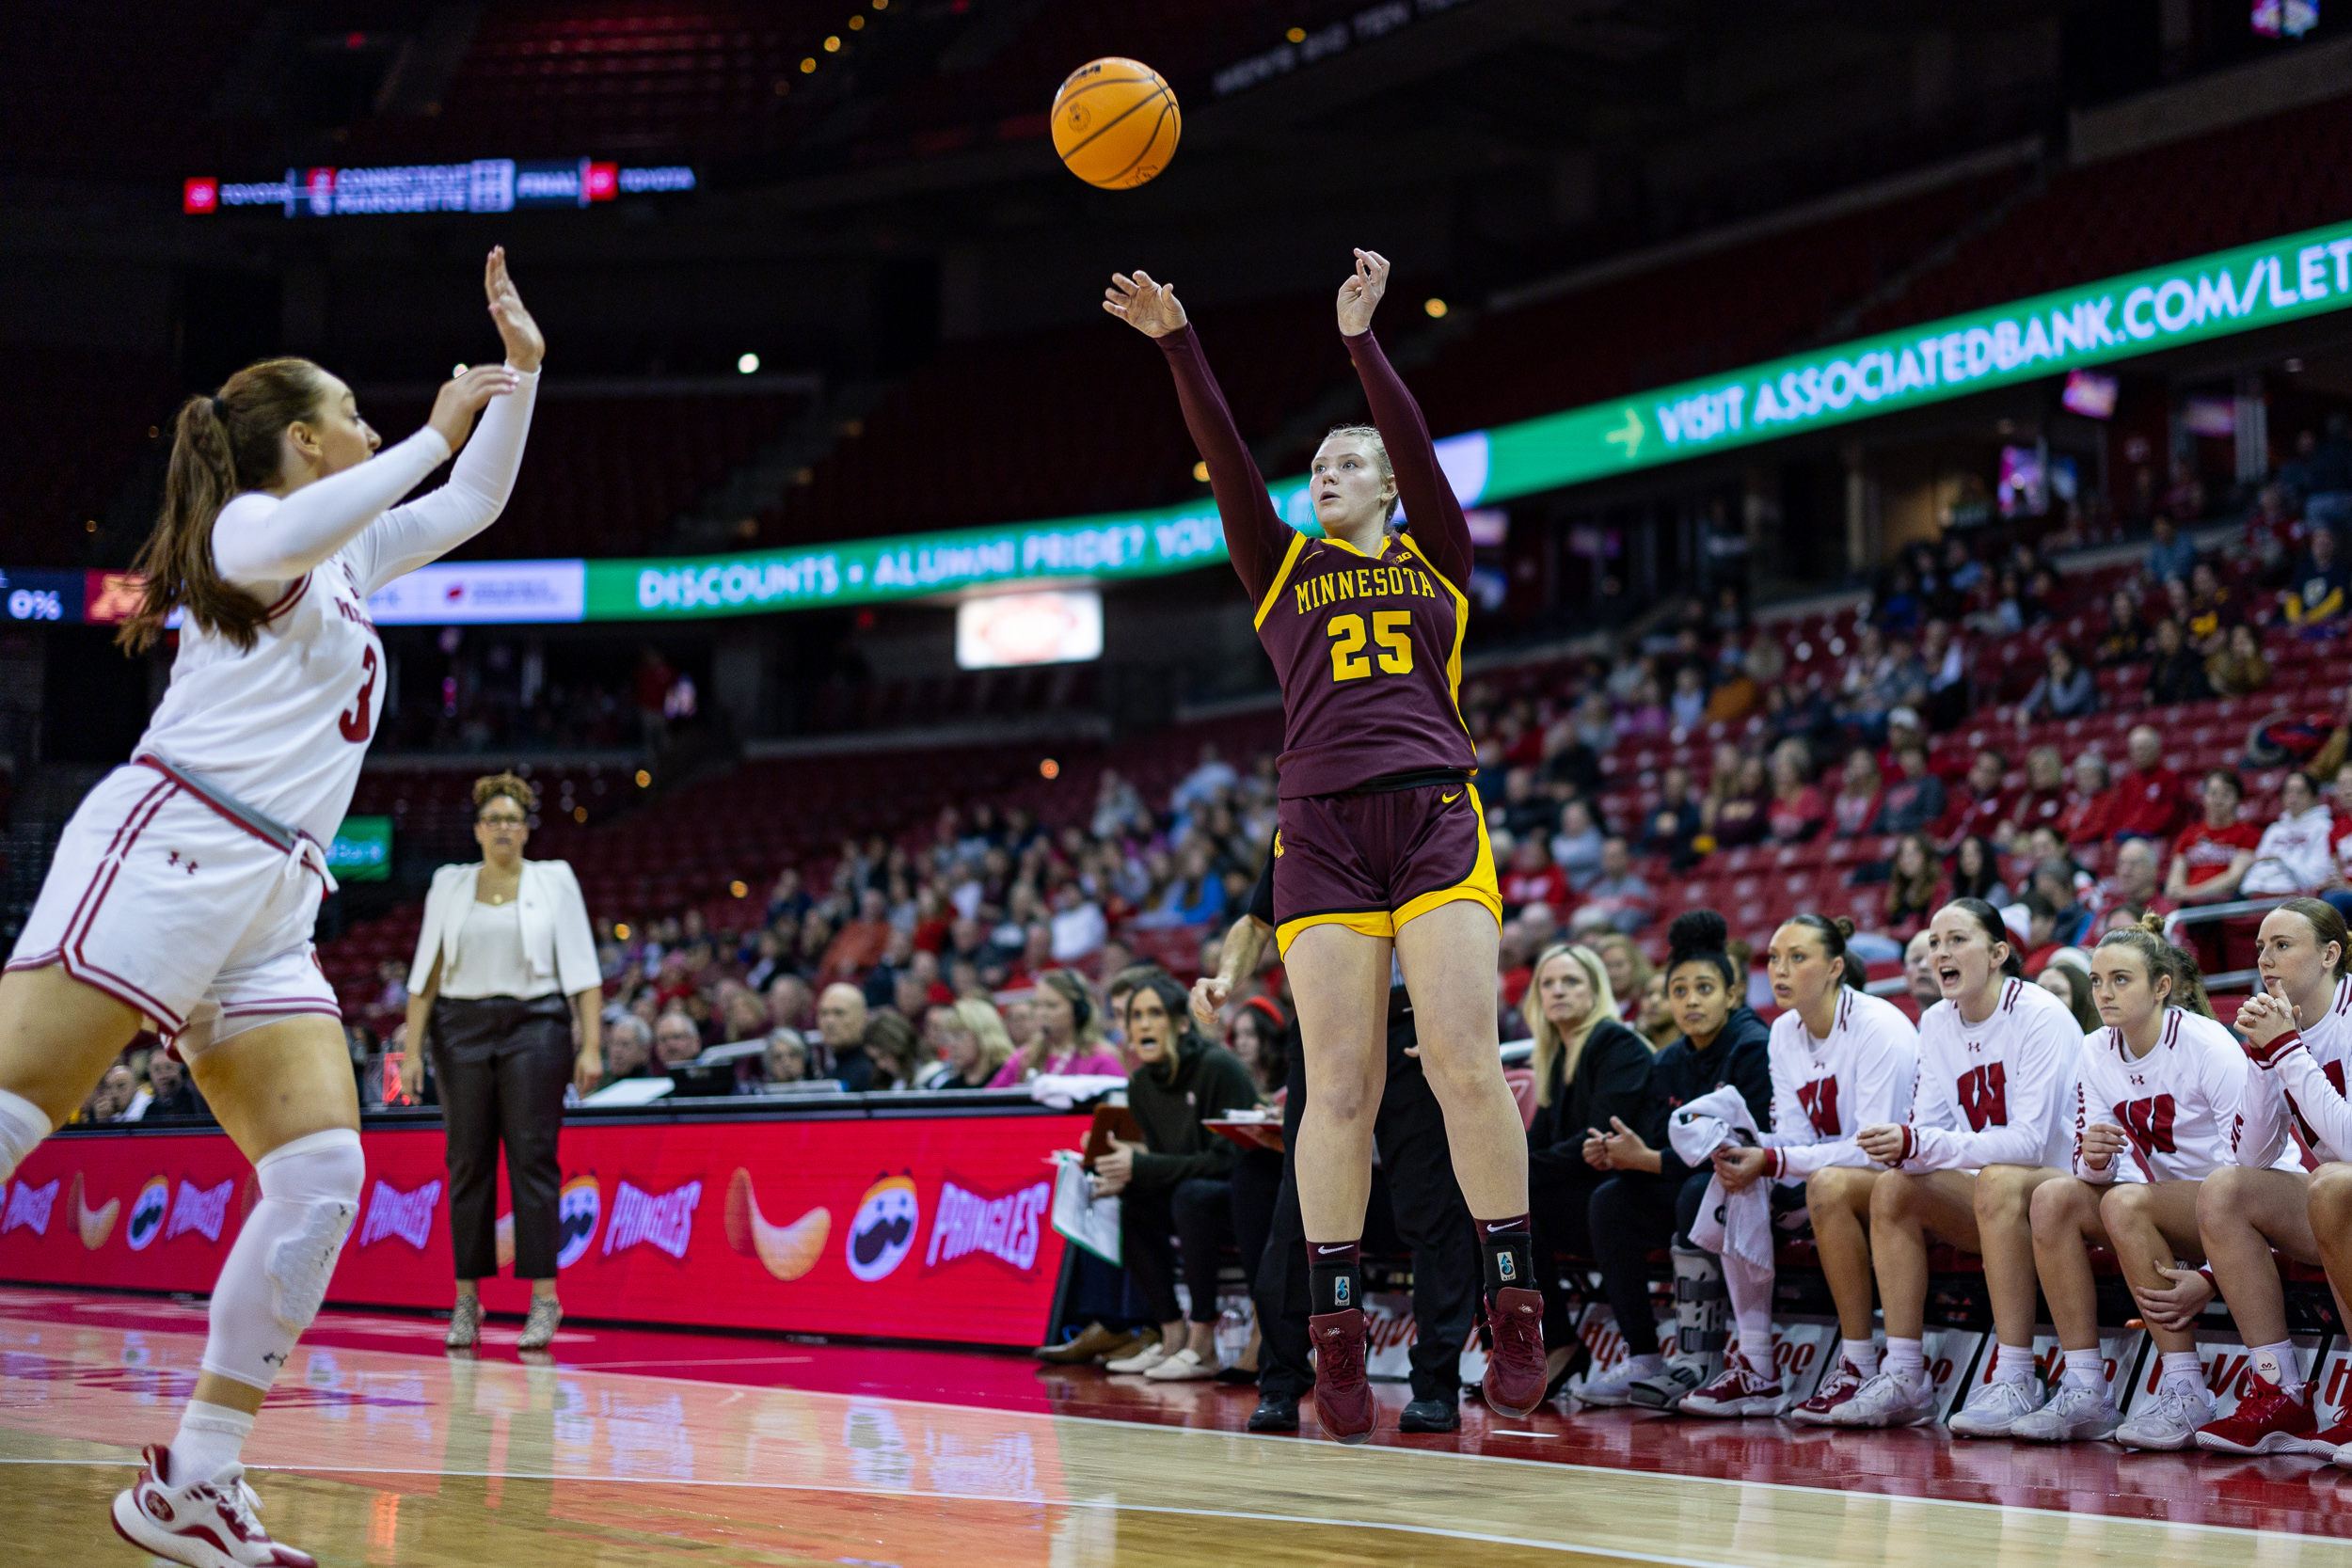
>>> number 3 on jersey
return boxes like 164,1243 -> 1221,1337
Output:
339,643 -> 379,743
1327,610 -> 1413,683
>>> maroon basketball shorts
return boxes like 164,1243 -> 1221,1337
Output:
1270,782 -> 1501,956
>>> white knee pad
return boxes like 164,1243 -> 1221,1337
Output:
199,1129 -> 362,1390
0,1087 -> 50,1184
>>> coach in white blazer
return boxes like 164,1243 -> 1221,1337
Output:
403,772 -> 601,1353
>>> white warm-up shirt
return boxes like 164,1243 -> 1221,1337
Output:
139,370 -> 538,844
2071,1009 -> 2263,1183
1900,976 -> 2083,1172
1761,988 -> 1919,1179
2235,974 -> 2352,1167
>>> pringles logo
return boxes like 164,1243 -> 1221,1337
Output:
846,1173 -> 919,1282
358,1179 -> 443,1250
602,1178 -> 701,1260
925,1176 -> 1050,1274
555,1175 -> 602,1269
125,1177 -> 170,1250
163,1179 -> 234,1243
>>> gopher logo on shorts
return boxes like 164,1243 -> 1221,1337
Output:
555,1176 -> 602,1270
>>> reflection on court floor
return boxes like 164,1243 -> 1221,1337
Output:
1,1289 -> 2348,1567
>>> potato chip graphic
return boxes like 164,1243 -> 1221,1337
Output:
724,1168 -> 828,1281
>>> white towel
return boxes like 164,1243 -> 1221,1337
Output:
1668,1084 -> 1772,1270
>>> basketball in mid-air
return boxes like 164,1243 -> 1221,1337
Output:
1050,57 -> 1180,189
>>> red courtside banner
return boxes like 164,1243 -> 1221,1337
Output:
0,1112 -> 1087,1346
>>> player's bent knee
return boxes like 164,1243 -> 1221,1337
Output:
2198,1164 -> 2256,1224
2098,1180 -> 2153,1227
1869,1169 -> 1920,1221
199,1129 -> 362,1390
2308,1164 -> 2352,1226
2030,1176 -> 2093,1234
1972,1164 -> 2035,1223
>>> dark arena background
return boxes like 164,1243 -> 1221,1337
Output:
5,3 -> 2352,1563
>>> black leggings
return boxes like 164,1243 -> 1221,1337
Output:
1122,1177 -> 1234,1324
1531,1165 -> 1710,1360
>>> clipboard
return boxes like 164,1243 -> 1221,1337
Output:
1082,1103 -> 1145,1169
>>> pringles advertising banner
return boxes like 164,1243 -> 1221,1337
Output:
0,1113 -> 1084,1347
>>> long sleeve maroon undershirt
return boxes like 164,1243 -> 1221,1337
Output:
1155,322 -> 1472,603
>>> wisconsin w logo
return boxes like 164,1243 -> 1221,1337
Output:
1797,1076 -> 1840,1137
2114,1095 -> 2179,1156
1957,1063 -> 2008,1132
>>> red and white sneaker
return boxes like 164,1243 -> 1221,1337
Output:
2302,1418 -> 2352,1462
1677,1354 -> 1788,1418
1788,1358 -> 1867,1426
111,1445 -> 316,1567
2193,1378 -> 2318,1456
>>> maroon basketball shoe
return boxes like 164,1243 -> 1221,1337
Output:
1482,1287 -> 1548,1418
1789,1358 -> 1867,1426
1310,1308 -> 1376,1445
111,1444 -> 318,1567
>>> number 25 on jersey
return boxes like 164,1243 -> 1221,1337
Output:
1327,610 -> 1413,683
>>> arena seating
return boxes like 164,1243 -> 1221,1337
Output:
350,385 -> 810,562
0,348 -> 179,566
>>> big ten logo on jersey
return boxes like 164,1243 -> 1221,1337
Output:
1956,1062 -> 2009,1131
2180,1332 -> 2323,1420
1796,1076 -> 1840,1137
1362,1291 -> 1419,1382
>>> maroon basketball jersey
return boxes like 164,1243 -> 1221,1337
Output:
1158,323 -> 1476,799
1248,530 -> 1472,797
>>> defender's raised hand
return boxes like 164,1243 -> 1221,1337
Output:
1104,270 -> 1187,338
485,246 -> 545,372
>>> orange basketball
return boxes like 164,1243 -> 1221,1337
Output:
1050,57 -> 1180,190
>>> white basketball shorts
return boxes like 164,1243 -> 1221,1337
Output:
6,759 -> 338,1052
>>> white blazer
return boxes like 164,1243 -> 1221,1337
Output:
409,858 -> 601,999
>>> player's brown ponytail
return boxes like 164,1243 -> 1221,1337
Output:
120,358 -> 333,655
1784,912 -> 1867,991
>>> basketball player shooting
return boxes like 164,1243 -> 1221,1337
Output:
1107,249 -> 1545,1443
0,247 -> 542,1568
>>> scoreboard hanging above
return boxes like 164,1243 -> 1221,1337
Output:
183,158 -> 695,218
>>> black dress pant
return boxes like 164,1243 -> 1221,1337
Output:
431,994 -> 574,1281
1580,1168 -> 1710,1359
1121,1177 -> 1235,1324
1255,1050 -> 1476,1405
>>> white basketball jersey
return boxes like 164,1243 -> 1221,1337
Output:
1761,988 -> 1919,1177
2236,974 -> 2352,1167
2071,1009 -> 2259,1183
140,546 -> 385,847
134,372 -> 536,847
1904,976 -> 2084,1173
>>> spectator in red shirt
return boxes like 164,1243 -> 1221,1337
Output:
1830,747 -> 1884,838
1765,739 -> 1828,844
2109,724 -> 2190,844
1500,835 -> 1569,916
1938,747 -> 2010,847
2058,752 -> 2120,850
819,888 -> 893,983
2166,768 -> 2263,905
2006,745 -> 2070,844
